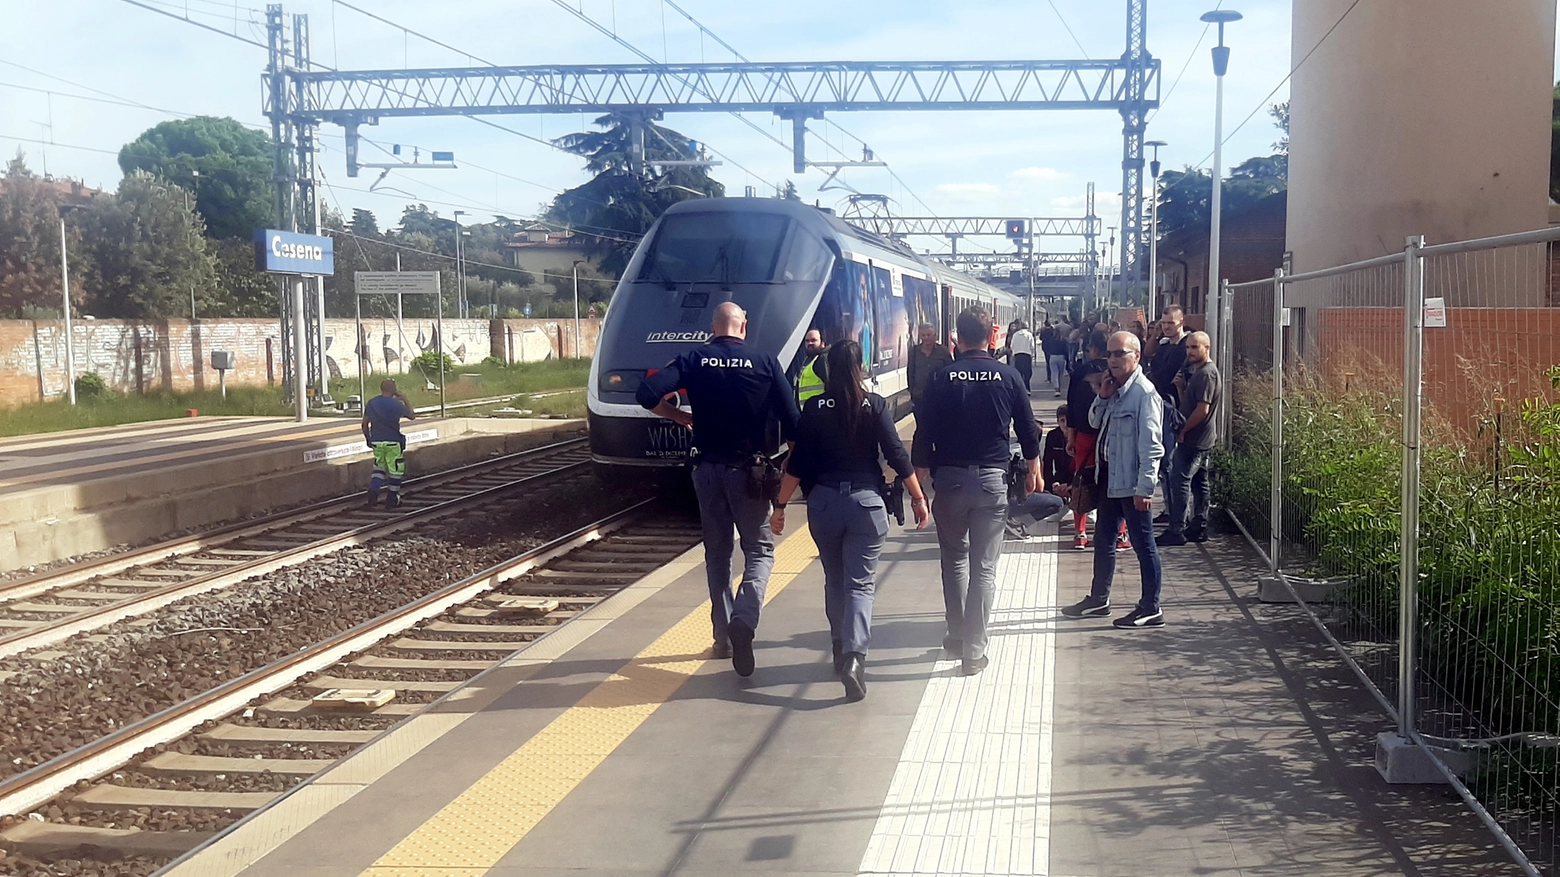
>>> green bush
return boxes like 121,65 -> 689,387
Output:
481,355 -> 508,368
411,351 -> 456,375
73,372 -> 111,401
1226,364 -> 1560,819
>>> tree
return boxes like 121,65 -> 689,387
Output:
0,153 -> 72,319
77,171 -> 218,318
350,208 -> 379,237
1270,102 -> 1290,155
1156,161 -> 1286,239
118,116 -> 273,240
778,180 -> 801,201
545,113 -> 725,277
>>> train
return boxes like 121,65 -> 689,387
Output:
587,197 -> 1035,467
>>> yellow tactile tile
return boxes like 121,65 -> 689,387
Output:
360,527 -> 819,877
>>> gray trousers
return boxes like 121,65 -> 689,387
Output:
932,466 -> 1008,660
807,482 -> 889,656
692,461 -> 774,644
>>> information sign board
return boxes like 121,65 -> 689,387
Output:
354,271 -> 441,296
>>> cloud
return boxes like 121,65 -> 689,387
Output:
1051,193 -> 1122,217
1009,166 -> 1068,183
935,182 -> 1002,201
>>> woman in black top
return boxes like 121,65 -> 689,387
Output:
771,340 -> 928,702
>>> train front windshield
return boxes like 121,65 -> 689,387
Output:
637,212 -> 791,285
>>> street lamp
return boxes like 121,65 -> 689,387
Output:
571,259 -> 585,359
452,210 -> 467,319
57,205 -> 79,405
1201,8 -> 1242,363
1145,139 -> 1168,323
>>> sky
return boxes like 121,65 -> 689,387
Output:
0,0 -> 1537,260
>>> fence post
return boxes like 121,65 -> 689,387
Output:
1218,277 -> 1235,446
1398,235 -> 1426,741
1269,268 -> 1285,576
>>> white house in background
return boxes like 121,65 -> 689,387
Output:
505,225 -> 591,291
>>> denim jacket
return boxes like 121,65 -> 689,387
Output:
1088,366 -> 1164,499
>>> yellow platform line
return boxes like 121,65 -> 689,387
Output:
361,526 -> 819,877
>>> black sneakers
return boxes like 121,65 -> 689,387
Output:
1113,607 -> 1166,629
1157,530 -> 1188,546
1061,595 -> 1111,618
729,620 -> 756,677
711,641 -> 732,660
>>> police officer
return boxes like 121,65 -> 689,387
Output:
793,328 -> 828,405
637,302 -> 801,677
771,339 -> 928,702
913,306 -> 1042,676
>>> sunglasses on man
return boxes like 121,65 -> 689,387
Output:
1106,348 -> 1135,358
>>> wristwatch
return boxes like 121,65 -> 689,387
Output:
774,502 -> 787,509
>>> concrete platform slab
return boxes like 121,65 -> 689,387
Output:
164,505 -> 1520,877
0,417 -> 583,571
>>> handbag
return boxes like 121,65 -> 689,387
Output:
1068,467 -> 1098,515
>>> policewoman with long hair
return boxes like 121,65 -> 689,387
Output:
770,340 -> 929,702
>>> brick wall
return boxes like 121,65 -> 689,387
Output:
1315,307 -> 1560,438
0,316 -> 602,407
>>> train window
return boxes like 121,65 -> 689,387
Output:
637,212 -> 789,285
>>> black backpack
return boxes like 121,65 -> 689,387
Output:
1160,392 -> 1186,437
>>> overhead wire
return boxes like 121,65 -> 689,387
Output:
546,0 -> 777,189
1046,1 -> 1091,59
327,0 -> 496,66
654,0 -> 937,214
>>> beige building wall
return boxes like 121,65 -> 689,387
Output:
1287,0 -> 1557,285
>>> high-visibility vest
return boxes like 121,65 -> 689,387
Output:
797,356 -> 825,403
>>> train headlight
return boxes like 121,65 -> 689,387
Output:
599,369 -> 647,394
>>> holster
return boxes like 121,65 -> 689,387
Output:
882,477 -> 907,527
746,453 -> 782,502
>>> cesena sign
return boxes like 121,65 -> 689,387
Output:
254,229 -> 335,275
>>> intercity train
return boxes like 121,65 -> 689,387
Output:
587,197 -> 1034,466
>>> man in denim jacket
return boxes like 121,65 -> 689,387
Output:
1062,331 -> 1166,628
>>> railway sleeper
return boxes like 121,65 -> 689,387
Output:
140,752 -> 333,777
0,819 -> 215,861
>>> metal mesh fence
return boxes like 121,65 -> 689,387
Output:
1222,278 -> 1276,548
1220,231 -> 1560,875
1279,259 -> 1407,712
1412,239 -> 1560,872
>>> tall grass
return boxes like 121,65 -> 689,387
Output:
1221,363 -> 1560,848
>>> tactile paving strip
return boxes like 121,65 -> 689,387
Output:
855,534 -> 1061,877
361,529 -> 820,876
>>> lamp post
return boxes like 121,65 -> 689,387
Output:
572,259 -> 585,359
1201,8 -> 1242,363
57,206 -> 78,404
452,210 -> 467,319
1145,140 -> 1168,323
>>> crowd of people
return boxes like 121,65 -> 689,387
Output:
631,297 -> 1220,703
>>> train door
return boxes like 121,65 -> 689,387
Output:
940,284 -> 953,345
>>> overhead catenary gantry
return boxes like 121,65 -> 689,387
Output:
264,2 -> 1156,339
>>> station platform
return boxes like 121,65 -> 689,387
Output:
0,415 -> 584,571
160,507 -> 1516,877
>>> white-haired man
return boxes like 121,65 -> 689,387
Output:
1062,331 -> 1166,629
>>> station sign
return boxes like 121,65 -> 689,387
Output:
255,229 -> 335,275
354,271 -> 441,296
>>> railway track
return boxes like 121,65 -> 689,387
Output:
0,504 -> 702,874
0,437 -> 593,660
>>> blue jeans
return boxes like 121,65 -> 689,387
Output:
692,462 -> 774,644
1166,444 -> 1212,537
1009,490 -> 1066,522
1048,354 -> 1068,387
933,466 -> 1008,660
807,483 -> 888,656
1090,495 -> 1163,611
